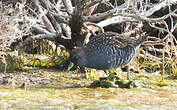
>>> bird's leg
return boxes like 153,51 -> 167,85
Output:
80,66 -> 86,73
85,68 -> 95,80
103,70 -> 120,81
90,69 -> 95,80
126,65 -> 130,80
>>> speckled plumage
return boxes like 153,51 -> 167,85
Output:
70,32 -> 148,70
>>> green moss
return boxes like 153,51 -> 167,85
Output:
150,81 -> 168,87
89,73 -> 137,89
19,53 -> 69,69
89,80 -> 113,88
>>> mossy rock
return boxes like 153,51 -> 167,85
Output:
89,73 -> 139,88
0,54 -> 16,72
89,80 -> 114,88
0,52 -> 23,72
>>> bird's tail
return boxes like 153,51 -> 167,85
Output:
134,33 -> 149,47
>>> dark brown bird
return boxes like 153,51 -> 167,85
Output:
70,32 -> 148,79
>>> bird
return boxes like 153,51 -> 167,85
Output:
70,32 -> 148,79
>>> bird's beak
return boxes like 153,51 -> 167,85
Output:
67,62 -> 74,71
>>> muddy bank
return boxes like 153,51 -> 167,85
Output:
0,68 -> 177,109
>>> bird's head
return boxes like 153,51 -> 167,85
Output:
69,47 -> 86,66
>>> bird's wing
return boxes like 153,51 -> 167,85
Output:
84,32 -> 136,55
100,32 -> 130,48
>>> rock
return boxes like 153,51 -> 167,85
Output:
0,51 -> 21,72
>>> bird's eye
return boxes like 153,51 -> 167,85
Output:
71,55 -> 78,61
74,56 -> 79,60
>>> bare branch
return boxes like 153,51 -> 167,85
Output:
127,9 -> 177,23
83,0 -> 102,16
82,11 -> 114,22
46,12 -> 62,34
143,0 -> 177,16
51,12 -> 70,25
32,25 -> 52,34
121,22 -> 143,37
141,50 -> 162,62
97,16 -> 136,28
31,33 -> 56,40
32,0 -> 56,33
82,0 -> 129,22
62,0 -> 73,14
61,23 -> 71,39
